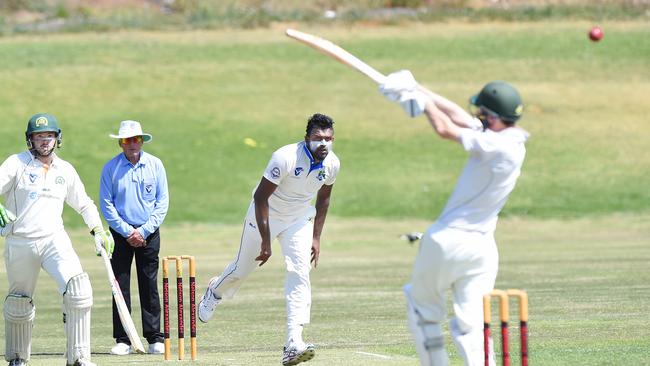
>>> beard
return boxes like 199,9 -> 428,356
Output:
312,148 -> 328,161
33,144 -> 55,157
309,140 -> 332,160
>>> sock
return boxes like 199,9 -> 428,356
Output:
287,324 -> 304,346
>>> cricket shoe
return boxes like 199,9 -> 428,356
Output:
198,280 -> 221,323
8,359 -> 26,366
282,342 -> 315,366
148,342 -> 165,354
109,342 -> 131,355
68,358 -> 96,366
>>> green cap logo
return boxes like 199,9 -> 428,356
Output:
35,117 -> 49,127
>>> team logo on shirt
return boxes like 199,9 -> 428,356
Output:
145,184 -> 153,193
29,191 -> 38,200
317,170 -> 326,181
271,167 -> 281,179
294,167 -> 303,176
29,173 -> 37,183
55,176 -> 65,185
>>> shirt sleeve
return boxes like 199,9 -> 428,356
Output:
262,151 -> 289,185
324,155 -> 340,186
99,160 -> 133,238
0,155 -> 17,197
459,128 -> 501,156
138,160 -> 169,239
467,117 -> 484,131
65,164 -> 102,230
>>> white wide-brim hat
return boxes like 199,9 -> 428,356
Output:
109,120 -> 152,142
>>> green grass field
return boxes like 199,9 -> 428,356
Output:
0,20 -> 649,365
0,21 -> 648,224
1,214 -> 648,365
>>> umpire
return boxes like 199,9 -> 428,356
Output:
99,120 -> 169,355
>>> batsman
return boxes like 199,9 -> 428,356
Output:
379,72 -> 529,366
0,113 -> 114,366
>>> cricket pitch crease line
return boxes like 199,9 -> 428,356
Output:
355,351 -> 392,359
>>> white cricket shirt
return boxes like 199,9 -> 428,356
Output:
437,123 -> 529,234
0,151 -> 102,238
255,141 -> 340,220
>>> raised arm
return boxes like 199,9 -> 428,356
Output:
422,99 -> 463,142
419,86 -> 475,129
378,70 -> 469,142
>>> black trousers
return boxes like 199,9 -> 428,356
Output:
110,227 -> 164,344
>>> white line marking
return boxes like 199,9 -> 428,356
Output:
356,351 -> 391,359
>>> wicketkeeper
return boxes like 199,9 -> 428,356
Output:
0,113 -> 114,366
379,71 -> 529,366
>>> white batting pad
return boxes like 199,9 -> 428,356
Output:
404,284 -> 448,366
63,272 -> 93,364
450,317 -> 490,366
4,294 -> 35,362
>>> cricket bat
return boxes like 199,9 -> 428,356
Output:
99,247 -> 147,354
285,29 -> 387,84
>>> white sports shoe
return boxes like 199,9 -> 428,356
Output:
282,342 -> 316,366
198,282 -> 221,323
69,359 -> 97,366
110,342 -> 131,355
8,359 -> 26,366
148,342 -> 165,354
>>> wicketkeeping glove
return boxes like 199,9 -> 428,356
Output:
92,226 -> 115,258
0,203 -> 16,228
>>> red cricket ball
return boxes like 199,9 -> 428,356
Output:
589,26 -> 604,42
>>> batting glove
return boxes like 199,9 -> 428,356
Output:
379,69 -> 419,101
0,203 -> 16,228
398,89 -> 429,118
92,226 -> 115,258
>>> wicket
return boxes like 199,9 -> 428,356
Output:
162,255 -> 197,361
483,289 -> 528,366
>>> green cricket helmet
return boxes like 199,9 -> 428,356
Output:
25,113 -> 62,148
470,81 -> 523,123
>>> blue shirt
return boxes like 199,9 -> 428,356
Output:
99,151 -> 169,239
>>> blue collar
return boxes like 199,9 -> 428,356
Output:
302,143 -> 323,173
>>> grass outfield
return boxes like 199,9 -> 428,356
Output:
0,21 -> 648,225
0,214 -> 647,365
0,21 -> 648,365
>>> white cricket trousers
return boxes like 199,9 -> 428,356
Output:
4,231 -> 85,296
211,203 -> 314,327
408,221 -> 499,365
